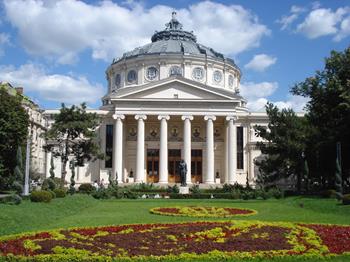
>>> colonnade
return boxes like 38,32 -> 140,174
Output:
111,114 -> 237,184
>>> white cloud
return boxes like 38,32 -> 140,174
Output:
240,81 -> 307,112
3,0 -> 269,63
277,5 -> 306,30
296,7 -> 350,39
244,54 -> 277,72
0,33 -> 10,57
0,63 -> 104,104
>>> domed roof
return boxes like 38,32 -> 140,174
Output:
113,12 -> 237,67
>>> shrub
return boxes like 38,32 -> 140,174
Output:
47,189 -> 56,199
343,194 -> 350,205
123,190 -> 138,199
42,177 -> 63,191
241,191 -> 256,200
256,189 -> 268,200
53,188 -> 66,198
231,189 -> 241,199
167,184 -> 179,194
30,191 -> 53,203
78,183 -> 95,194
319,189 -> 336,198
223,183 -> 244,193
268,188 -> 284,199
0,194 -> 22,205
190,184 -> 200,194
92,188 -> 112,199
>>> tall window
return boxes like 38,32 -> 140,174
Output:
105,124 -> 113,168
237,126 -> 244,169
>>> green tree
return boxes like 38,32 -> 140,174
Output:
0,87 -> 29,190
255,103 -> 309,192
291,47 -> 350,188
44,103 -> 103,185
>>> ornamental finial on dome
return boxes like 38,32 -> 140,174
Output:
165,11 -> 183,30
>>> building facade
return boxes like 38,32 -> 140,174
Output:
44,13 -> 268,186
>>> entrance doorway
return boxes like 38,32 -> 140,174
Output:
191,149 -> 202,183
147,149 -> 159,183
168,149 -> 181,183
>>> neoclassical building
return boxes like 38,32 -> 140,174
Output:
44,13 -> 268,186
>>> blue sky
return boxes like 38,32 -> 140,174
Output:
0,0 -> 349,111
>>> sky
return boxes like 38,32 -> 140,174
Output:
0,0 -> 349,111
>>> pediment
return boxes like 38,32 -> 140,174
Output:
115,78 -> 235,101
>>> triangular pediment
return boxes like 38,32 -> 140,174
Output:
114,77 -> 236,100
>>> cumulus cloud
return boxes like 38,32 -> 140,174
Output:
240,81 -> 307,112
244,54 -> 277,72
296,7 -> 350,40
277,5 -> 306,30
0,63 -> 104,104
3,0 -> 269,63
0,33 -> 10,57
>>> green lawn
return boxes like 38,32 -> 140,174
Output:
0,194 -> 349,236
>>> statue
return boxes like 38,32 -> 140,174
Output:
178,159 -> 187,186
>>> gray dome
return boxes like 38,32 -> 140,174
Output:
113,12 -> 237,67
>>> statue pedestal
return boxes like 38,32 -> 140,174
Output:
179,186 -> 189,194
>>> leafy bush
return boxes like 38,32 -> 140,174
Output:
47,189 -> 56,199
92,188 -> 112,199
0,194 -> 22,205
42,178 -> 63,191
222,183 -> 244,193
256,189 -> 268,200
268,188 -> 284,199
123,190 -> 138,199
167,184 -> 179,194
189,184 -> 200,194
12,181 -> 23,194
319,189 -> 336,198
78,183 -> 96,194
53,188 -> 66,198
30,190 -> 53,203
342,194 -> 350,205
241,191 -> 256,200
231,189 -> 241,199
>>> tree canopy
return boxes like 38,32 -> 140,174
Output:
0,86 -> 29,190
44,103 -> 103,185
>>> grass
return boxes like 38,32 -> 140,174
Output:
1,195 -> 349,236
0,195 -> 349,261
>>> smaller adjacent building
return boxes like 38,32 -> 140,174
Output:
0,82 -> 48,178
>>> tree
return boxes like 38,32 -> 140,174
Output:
291,47 -> 350,189
255,103 -> 309,192
0,86 -> 29,190
44,103 -> 103,186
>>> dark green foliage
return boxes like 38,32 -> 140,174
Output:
92,188 -> 113,199
0,194 -> 22,205
342,194 -> 350,205
53,188 -> 66,198
47,190 -> 56,199
43,103 -> 103,186
69,160 -> 76,195
319,189 -> 336,198
13,146 -> 24,194
41,177 -> 63,191
222,183 -> 244,193
255,103 -> 308,192
78,183 -> 96,194
166,184 -> 179,194
30,191 -> 53,203
0,86 -> 29,190
268,188 -> 284,199
256,189 -> 268,200
49,155 -> 55,179
291,47 -> 350,192
189,184 -> 200,194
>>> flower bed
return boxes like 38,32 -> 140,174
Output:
0,220 -> 350,261
150,206 -> 257,217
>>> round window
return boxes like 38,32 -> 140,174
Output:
228,75 -> 234,88
115,74 -> 121,87
169,66 -> 182,76
127,70 -> 137,83
146,66 -> 158,81
192,67 -> 204,81
213,70 -> 222,83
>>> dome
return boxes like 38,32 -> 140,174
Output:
112,12 -> 237,68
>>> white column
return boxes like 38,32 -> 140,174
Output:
204,115 -> 216,184
135,115 -> 147,183
158,115 -> 170,183
182,115 -> 193,184
226,116 -> 237,184
112,114 -> 125,183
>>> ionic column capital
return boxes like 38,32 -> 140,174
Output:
204,115 -> 216,121
135,114 -> 147,121
158,115 -> 170,121
225,115 -> 237,122
112,114 -> 125,120
181,115 -> 194,121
